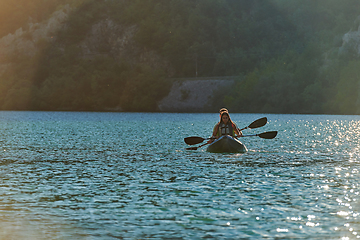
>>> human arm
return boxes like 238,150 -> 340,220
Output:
234,124 -> 243,137
207,123 -> 219,143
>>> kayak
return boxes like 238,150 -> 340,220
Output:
206,135 -> 247,153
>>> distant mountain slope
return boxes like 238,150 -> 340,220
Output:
1,0 -> 360,113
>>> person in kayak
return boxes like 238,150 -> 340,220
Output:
209,111 -> 242,142
214,108 -> 231,136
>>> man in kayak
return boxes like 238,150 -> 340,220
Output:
209,111 -> 242,143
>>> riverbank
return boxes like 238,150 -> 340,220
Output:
158,77 -> 234,112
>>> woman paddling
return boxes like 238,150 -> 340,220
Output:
209,111 -> 242,143
213,107 -> 230,136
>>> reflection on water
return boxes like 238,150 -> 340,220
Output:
0,112 -> 360,239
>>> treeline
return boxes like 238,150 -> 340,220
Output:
217,0 -> 360,114
1,0 -> 360,113
0,0 -> 86,38
118,0 -> 302,77
0,0 -> 171,112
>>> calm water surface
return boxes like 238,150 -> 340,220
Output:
0,111 -> 360,239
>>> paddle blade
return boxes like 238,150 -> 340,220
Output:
184,136 -> 205,145
248,117 -> 267,129
258,131 -> 277,139
186,146 -> 199,150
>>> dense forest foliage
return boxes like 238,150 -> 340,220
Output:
1,0 -> 360,113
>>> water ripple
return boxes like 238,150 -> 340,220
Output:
1,112 -> 360,239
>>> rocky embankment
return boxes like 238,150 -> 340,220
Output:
158,77 -> 234,112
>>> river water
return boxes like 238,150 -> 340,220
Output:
0,111 -> 360,239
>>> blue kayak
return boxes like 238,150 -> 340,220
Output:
206,135 -> 247,153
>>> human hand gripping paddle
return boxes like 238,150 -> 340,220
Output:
184,117 -> 271,150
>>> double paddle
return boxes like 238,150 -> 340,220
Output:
184,117 -> 277,150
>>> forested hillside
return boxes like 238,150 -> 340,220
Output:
1,0 -> 360,113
